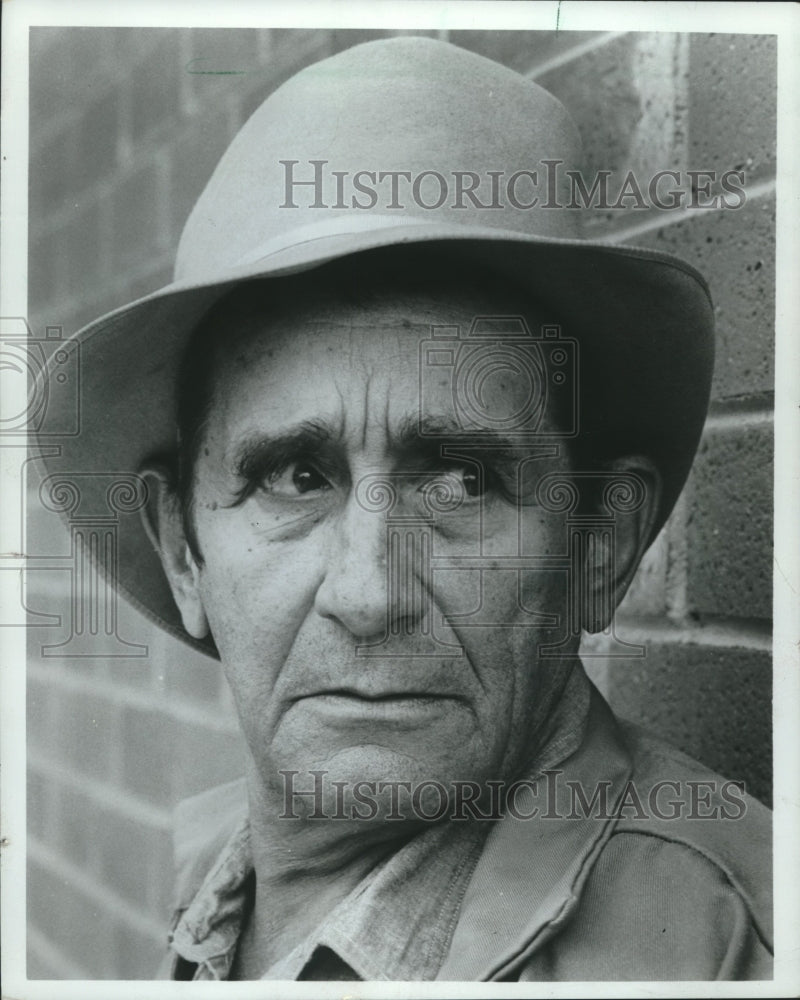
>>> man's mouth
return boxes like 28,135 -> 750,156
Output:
294,688 -> 462,723
317,687 -> 446,701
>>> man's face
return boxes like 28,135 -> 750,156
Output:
186,281 -> 575,814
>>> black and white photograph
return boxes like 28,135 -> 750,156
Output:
1,1 -> 798,995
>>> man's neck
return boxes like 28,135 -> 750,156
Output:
238,769 -> 422,977
234,660 -> 588,977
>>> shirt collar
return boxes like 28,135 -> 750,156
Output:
168,664 -> 601,981
264,817 -> 490,980
169,796 -> 489,981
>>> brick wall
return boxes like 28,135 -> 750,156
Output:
25,27 -> 775,978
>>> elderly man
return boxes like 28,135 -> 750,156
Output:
46,37 -> 771,981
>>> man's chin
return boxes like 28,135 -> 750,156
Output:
267,743 -> 482,825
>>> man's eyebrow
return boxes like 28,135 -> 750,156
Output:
230,420 -> 339,476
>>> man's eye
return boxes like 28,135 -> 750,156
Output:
266,461 -> 332,497
423,465 -> 486,501
460,468 -> 484,498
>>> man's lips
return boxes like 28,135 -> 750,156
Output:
292,688 -> 465,722
293,687 -> 461,703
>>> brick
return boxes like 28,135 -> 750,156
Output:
27,673 -> 57,750
172,716 -> 245,803
183,28 -> 263,111
220,676 -> 238,717
27,940 -> 64,979
329,28 -> 440,58
616,517 -> 669,618
635,195 -> 775,401
45,220 -> 79,304
121,705 -> 243,807
28,856 -> 118,978
328,28 -> 394,53
110,163 -> 166,272
452,30 -> 604,74
51,687 -> 123,783
688,34 -> 776,189
24,510 -> 157,666
95,644 -> 156,691
235,29 -> 332,119
54,291 -> 111,338
112,920 -> 165,979
25,577 -> 72,660
162,640 -> 224,707
234,76 -> 278,133
227,29 -> 333,133
40,779 -> 174,921
536,33 -> 686,184
26,237 -> 53,318
29,123 -> 80,223
28,228 -> 66,318
64,197 -> 106,294
686,421 -> 773,621
601,641 -> 772,807
27,767 -> 53,841
50,782 -> 96,871
73,88 -> 122,194
53,537 -> 158,666
26,463 -> 74,549
28,616 -> 155,680
29,215 -> 83,313
29,27 -> 117,125
121,258 -> 175,307
153,833 -> 179,923
111,27 -> 170,70
92,627 -> 158,690
120,705 -> 178,808
168,105 -> 235,247
94,808 -> 173,920
129,33 -> 184,144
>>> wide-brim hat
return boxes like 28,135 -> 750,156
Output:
39,37 -> 714,658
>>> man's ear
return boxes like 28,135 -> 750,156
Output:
139,463 -> 209,641
581,455 -> 662,634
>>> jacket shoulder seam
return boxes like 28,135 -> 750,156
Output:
604,827 -> 773,957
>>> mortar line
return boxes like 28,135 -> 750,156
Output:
606,177 -> 776,244
27,748 -> 172,829
27,659 -> 239,734
28,836 -> 165,943
703,409 -> 774,433
612,616 -> 772,652
526,32 -> 626,79
26,923 -> 91,980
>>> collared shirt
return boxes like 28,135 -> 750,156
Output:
160,666 -> 773,981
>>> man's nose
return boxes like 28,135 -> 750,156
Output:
314,496 -> 423,638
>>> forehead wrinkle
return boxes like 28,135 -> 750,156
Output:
361,368 -> 372,451
336,316 -> 415,454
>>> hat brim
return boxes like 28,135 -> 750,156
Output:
38,220 -> 714,659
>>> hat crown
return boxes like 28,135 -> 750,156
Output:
175,37 -> 585,282
44,37 -> 714,657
